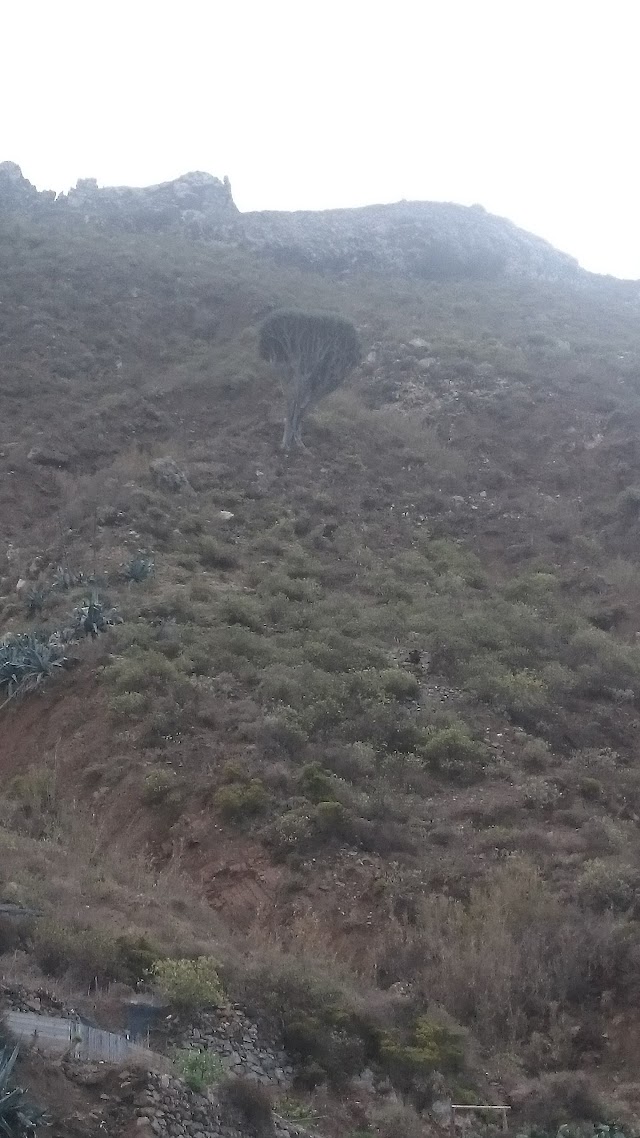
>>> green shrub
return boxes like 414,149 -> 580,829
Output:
568,628 -> 640,698
283,1009 -> 371,1088
261,573 -> 319,602
576,859 -> 640,914
113,934 -> 160,984
420,726 -> 489,782
275,1098 -> 317,1124
108,691 -> 148,719
313,800 -> 352,838
213,625 -> 272,667
220,594 -> 264,630
299,763 -> 338,803
472,666 -> 549,717
520,736 -> 552,771
579,777 -> 603,801
143,768 -> 179,805
419,538 -> 487,588
503,571 -> 560,605
262,808 -> 314,857
174,1047 -> 224,1092
152,956 -> 225,1011
379,1015 -> 465,1088
379,668 -> 420,701
214,779 -> 268,820
198,536 -> 238,570
259,714 -> 309,757
104,648 -> 187,694
305,632 -> 386,673
219,760 -> 249,784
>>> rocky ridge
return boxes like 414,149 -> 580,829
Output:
0,160 -> 582,283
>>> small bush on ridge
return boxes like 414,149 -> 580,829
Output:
152,956 -> 225,1011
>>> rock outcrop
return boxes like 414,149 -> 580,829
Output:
0,161 -> 54,210
65,170 -> 239,235
239,199 -> 580,281
0,161 -> 581,282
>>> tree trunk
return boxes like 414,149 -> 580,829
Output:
282,399 -> 304,451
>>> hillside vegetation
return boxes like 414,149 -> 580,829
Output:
2,206 -> 640,1136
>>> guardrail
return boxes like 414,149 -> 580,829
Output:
451,1105 -> 511,1132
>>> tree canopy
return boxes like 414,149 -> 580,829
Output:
259,309 -> 361,450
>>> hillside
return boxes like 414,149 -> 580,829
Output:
2,174 -> 640,1137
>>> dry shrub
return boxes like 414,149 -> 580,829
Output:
218,1076 -> 274,1137
513,1072 -> 605,1131
227,941 -> 399,1088
368,1099 -> 429,1138
367,859 -> 633,1046
0,913 -> 35,955
33,918 -> 157,986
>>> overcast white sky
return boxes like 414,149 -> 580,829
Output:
2,1 -> 639,278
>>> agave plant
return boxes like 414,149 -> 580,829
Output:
0,1042 -> 41,1134
51,566 -> 84,592
72,592 -> 121,640
0,635 -> 67,699
121,556 -> 155,584
0,642 -> 22,696
24,590 -> 48,617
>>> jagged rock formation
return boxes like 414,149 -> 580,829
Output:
66,170 -> 239,235
0,164 -> 237,235
0,161 -> 54,210
0,161 -> 581,282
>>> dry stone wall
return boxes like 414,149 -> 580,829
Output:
138,1073 -> 315,1138
181,1009 -> 293,1089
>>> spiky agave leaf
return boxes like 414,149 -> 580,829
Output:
121,556 -> 155,583
0,1046 -> 19,1093
0,1044 -> 41,1135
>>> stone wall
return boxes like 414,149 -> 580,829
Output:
138,1072 -> 315,1138
180,1009 -> 293,1089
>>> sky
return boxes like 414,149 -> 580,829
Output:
2,0 -> 640,278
